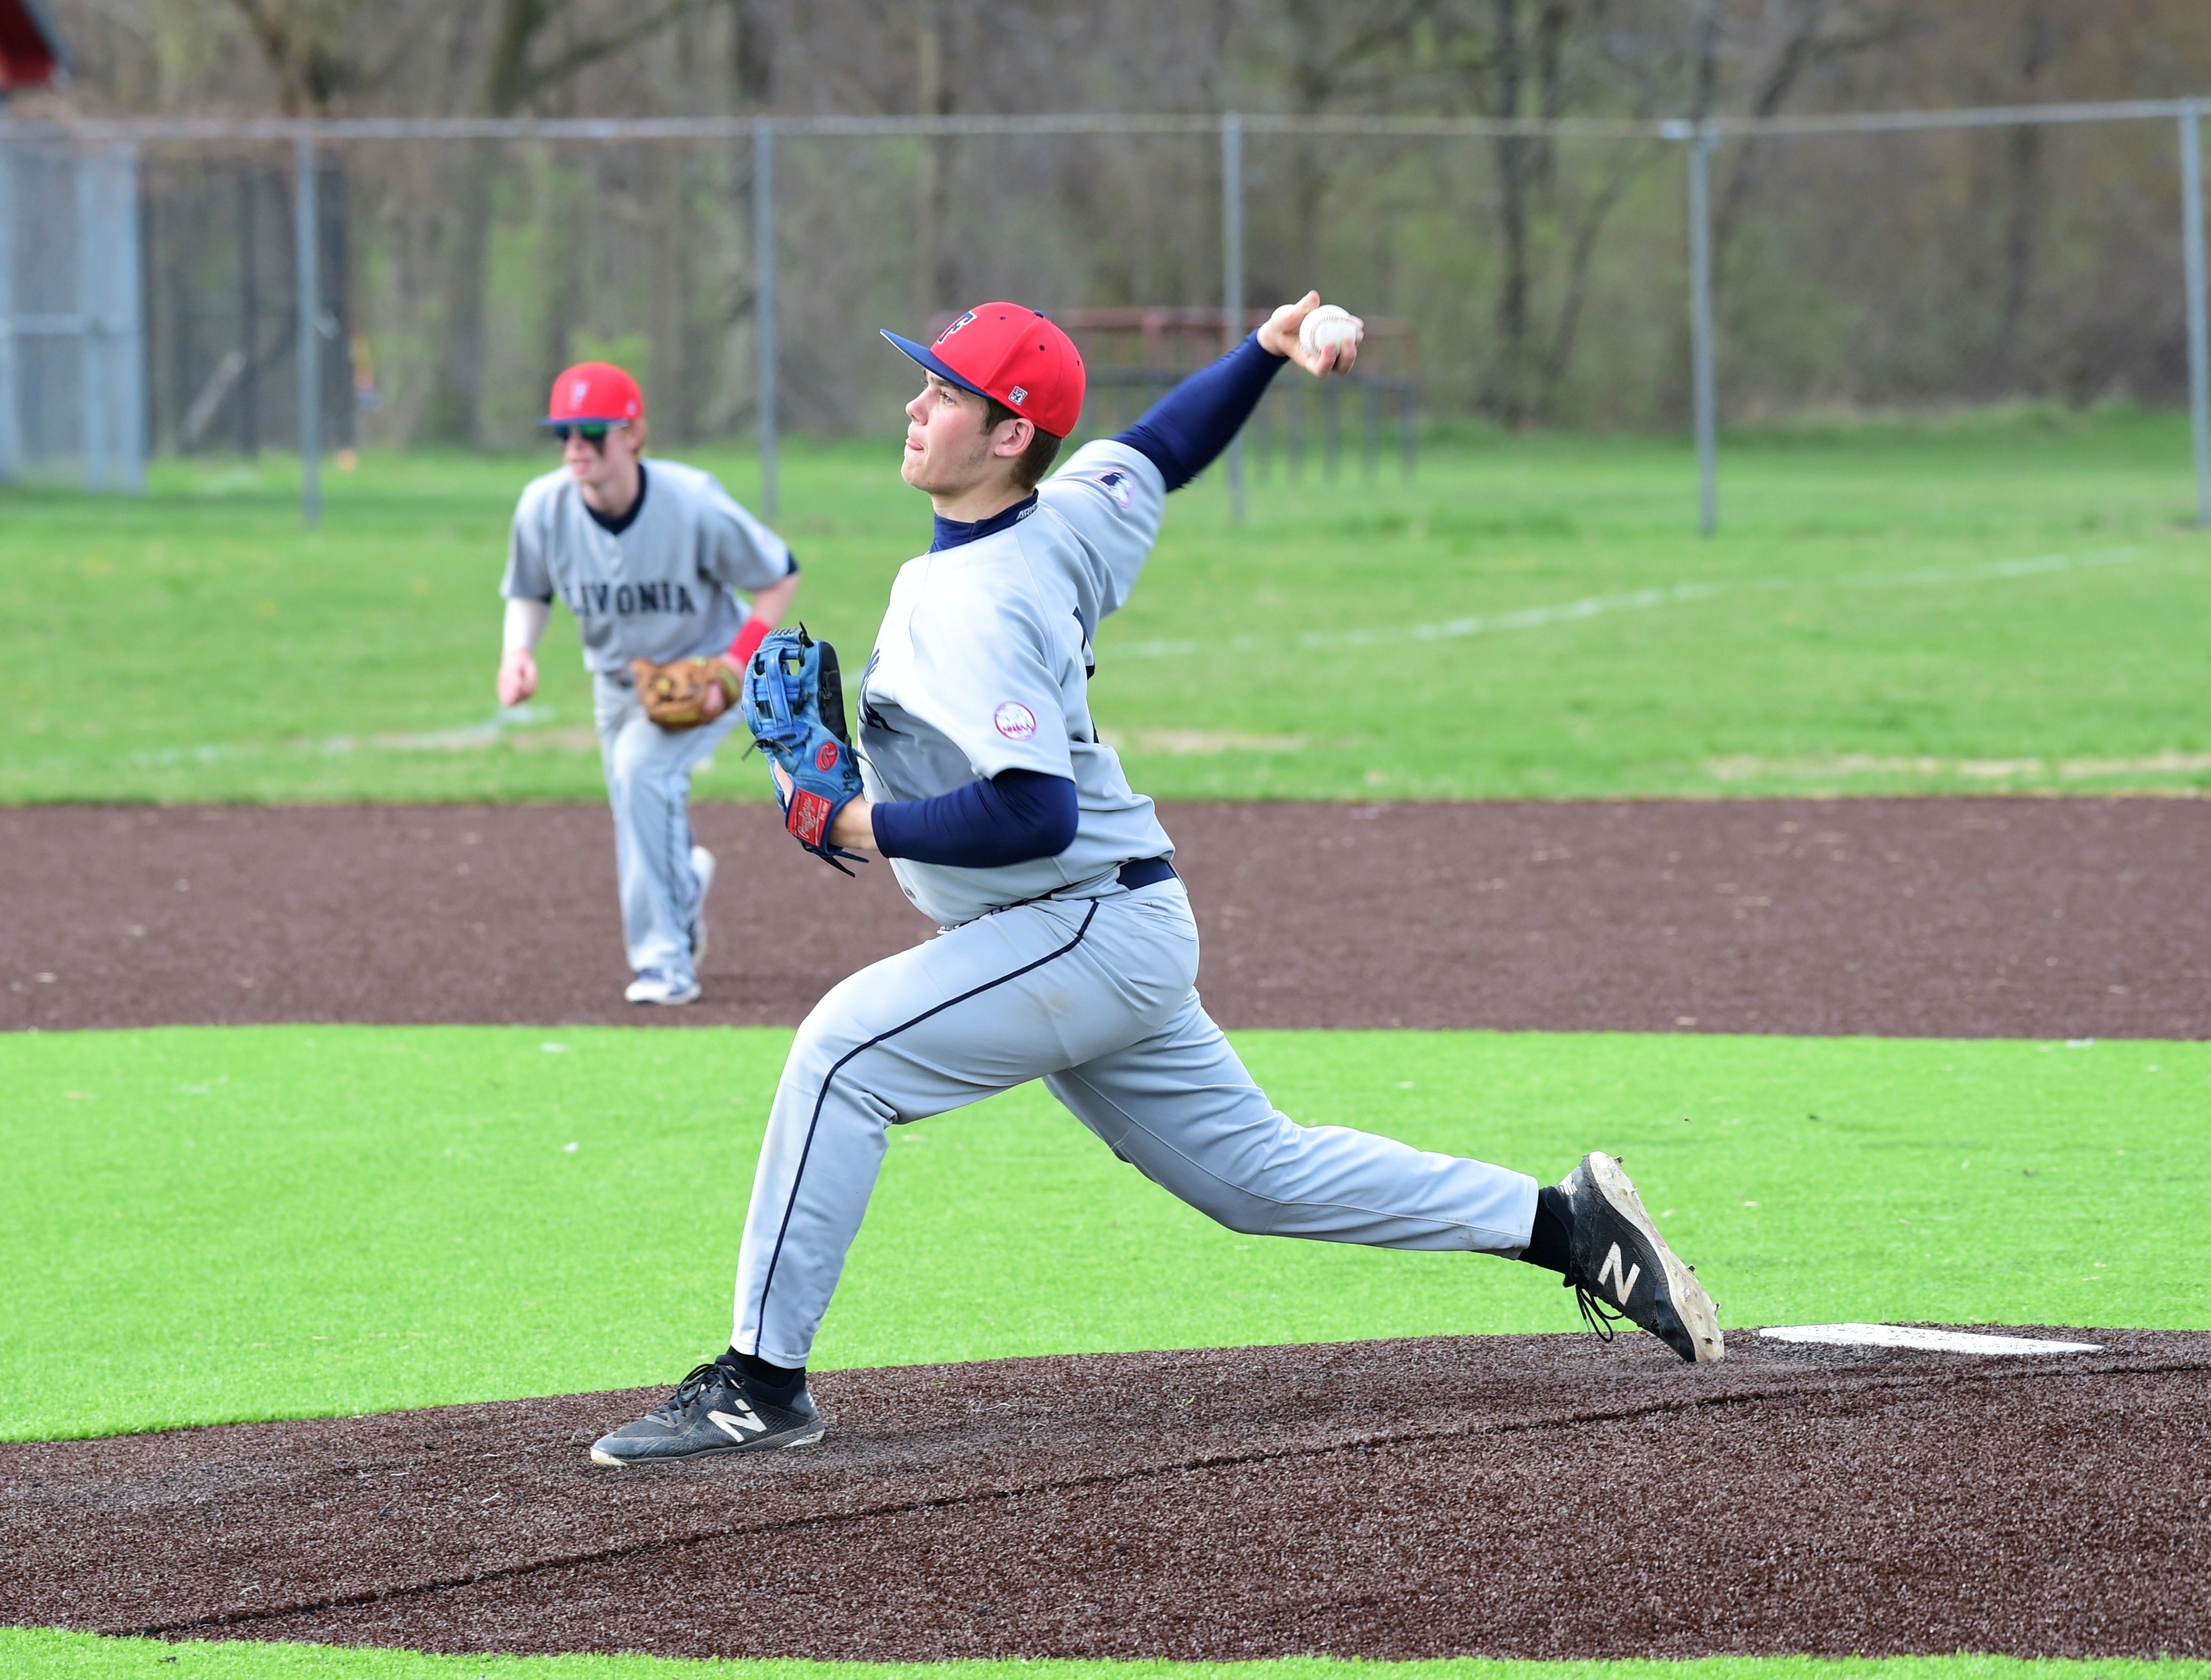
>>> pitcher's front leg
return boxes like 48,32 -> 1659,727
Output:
730,896 -> 1126,1369
730,981 -> 903,1370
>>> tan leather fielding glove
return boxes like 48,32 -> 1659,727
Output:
630,657 -> 739,730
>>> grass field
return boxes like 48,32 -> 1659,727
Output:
9,412 -> 2205,1679
11,1635 -> 2208,1680
3,1022 -> 2199,1443
3,408 -> 2207,805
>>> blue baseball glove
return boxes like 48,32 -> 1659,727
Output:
741,626 -> 867,875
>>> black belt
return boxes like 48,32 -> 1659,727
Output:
1117,856 -> 1177,891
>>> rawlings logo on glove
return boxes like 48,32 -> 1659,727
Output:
741,627 -> 867,875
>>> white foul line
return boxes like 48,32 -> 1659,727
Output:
1114,545 -> 2143,660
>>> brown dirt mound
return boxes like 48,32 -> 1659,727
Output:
5,797 -> 2208,1038
6,1330 -> 2204,1661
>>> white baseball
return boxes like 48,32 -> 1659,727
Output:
1298,304 -> 1362,357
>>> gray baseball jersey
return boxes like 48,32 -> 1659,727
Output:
503,457 -> 790,990
856,439 -> 1174,926
502,459 -> 795,675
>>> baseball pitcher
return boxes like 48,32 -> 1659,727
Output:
591,298 -> 1719,1465
498,361 -> 800,1005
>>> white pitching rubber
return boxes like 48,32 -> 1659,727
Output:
1758,1324 -> 2103,1356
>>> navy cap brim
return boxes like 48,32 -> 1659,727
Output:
881,330 -> 992,399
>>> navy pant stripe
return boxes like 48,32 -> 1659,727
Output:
748,898 -> 1101,1353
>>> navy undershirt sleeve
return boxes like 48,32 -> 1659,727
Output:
870,768 -> 1080,868
1115,333 -> 1288,492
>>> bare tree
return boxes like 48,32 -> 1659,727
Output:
423,0 -> 702,442
1705,1 -> 1914,259
1489,0 -> 1532,422
1643,0 -> 1912,419
52,0 -> 2211,440
730,0 -> 774,105
223,0 -> 359,113
914,0 -> 955,321
1254,0 -> 1435,287
198,0 -> 445,114
1440,0 -> 1656,423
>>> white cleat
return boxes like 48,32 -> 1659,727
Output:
625,969 -> 702,1006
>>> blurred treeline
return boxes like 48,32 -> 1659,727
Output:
38,1 -> 2211,445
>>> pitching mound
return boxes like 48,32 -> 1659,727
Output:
6,1330 -> 2205,1661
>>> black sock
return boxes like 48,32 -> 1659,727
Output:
719,1346 -> 806,1401
1517,1184 -> 1574,1274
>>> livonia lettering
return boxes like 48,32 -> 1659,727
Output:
559,580 -> 705,619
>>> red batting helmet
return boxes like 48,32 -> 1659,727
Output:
544,362 -> 644,427
882,304 -> 1085,439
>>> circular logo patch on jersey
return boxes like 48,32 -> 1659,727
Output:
814,741 -> 841,772
993,701 -> 1038,741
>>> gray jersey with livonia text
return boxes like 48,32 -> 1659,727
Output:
502,459 -> 795,676
855,439 -> 1174,927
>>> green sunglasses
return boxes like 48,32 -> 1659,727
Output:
549,420 -> 627,444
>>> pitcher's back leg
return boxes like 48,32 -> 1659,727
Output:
1045,991 -> 1537,1254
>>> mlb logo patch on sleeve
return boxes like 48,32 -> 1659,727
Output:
1082,469 -> 1135,511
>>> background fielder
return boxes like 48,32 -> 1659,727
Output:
498,361 -> 800,1006
592,296 -> 1721,1466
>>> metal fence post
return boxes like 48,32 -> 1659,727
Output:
2182,102 -> 2210,528
76,156 -> 108,488
0,132 -> 18,483
238,169 -> 259,456
754,117 -> 778,520
108,147 -> 147,493
1686,122 -> 1719,536
295,134 -> 321,525
1221,110 -> 1245,521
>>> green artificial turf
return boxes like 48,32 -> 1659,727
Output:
3,408 -> 2207,804
1,1023 -> 2200,1443
7,1635 -> 2209,1680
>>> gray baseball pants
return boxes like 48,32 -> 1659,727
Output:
593,672 -> 747,982
730,875 -> 1539,1368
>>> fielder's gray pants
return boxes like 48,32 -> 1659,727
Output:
731,877 -> 1539,1367
593,673 -> 746,982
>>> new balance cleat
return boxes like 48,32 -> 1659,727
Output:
1560,1152 -> 1724,1363
590,1359 -> 825,1466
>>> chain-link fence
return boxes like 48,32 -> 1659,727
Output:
135,146 -> 349,469
4,102 -> 2210,526
0,139 -> 144,487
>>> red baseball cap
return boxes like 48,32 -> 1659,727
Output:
883,304 -> 1085,438
544,362 -> 644,427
